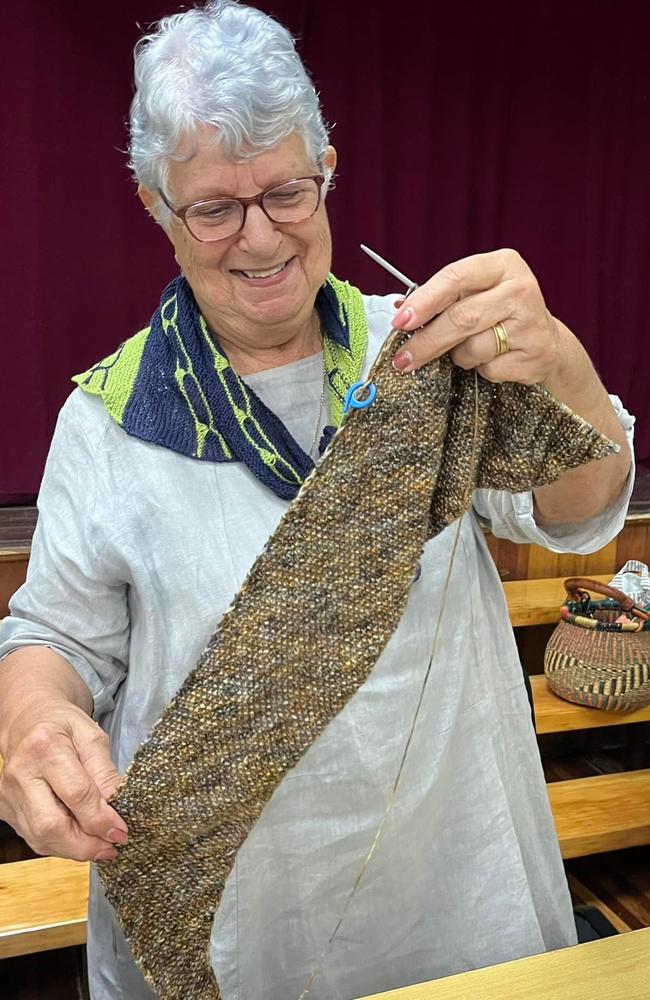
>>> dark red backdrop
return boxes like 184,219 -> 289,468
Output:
3,0 -> 649,503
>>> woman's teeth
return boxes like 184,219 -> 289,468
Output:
240,262 -> 287,279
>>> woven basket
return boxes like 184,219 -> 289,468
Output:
544,577 -> 650,711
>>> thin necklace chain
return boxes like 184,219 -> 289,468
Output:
307,338 -> 327,460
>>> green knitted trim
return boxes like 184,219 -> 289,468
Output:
72,327 -> 149,424
72,275 -> 368,469
160,294 -> 232,459
323,276 -> 368,427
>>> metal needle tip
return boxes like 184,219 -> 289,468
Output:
360,244 -> 417,291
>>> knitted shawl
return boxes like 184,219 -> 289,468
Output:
73,274 -> 367,500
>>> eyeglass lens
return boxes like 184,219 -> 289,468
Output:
185,178 -> 321,242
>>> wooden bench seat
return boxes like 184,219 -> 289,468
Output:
0,856 -> 88,959
502,574 -> 612,627
530,674 -> 650,733
549,770 -> 650,859
0,571 -> 648,960
356,926 -> 650,999
3,769 -> 649,957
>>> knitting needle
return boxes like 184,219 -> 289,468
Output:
341,243 -> 417,412
360,244 -> 418,294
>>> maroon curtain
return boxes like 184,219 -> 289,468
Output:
3,0 -> 649,503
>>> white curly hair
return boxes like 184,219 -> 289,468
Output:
128,0 -> 331,225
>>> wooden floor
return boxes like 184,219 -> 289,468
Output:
541,723 -> 650,782
568,847 -> 650,933
2,947 -> 89,1000
0,820 -> 35,864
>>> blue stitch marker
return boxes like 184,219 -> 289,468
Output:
343,380 -> 377,414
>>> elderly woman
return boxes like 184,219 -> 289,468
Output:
0,2 -> 634,999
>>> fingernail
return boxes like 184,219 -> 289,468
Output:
94,848 -> 118,862
393,350 -> 413,372
107,828 -> 128,845
393,306 -> 414,329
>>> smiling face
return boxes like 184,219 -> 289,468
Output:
139,129 -> 336,363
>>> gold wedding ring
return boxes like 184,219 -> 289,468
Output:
492,321 -> 510,357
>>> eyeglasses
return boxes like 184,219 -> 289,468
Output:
158,175 -> 325,243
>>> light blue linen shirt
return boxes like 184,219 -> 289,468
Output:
0,293 -> 635,1000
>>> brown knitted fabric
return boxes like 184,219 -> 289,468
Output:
98,333 -> 617,998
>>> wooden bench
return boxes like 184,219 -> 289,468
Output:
549,769 -> 650,858
0,857 -> 88,959
503,574 -> 612,627
355,926 -> 650,999
2,736 -> 648,959
531,674 -> 650,733
1,574 -> 648,960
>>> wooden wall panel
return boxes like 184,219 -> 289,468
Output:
1,947 -> 89,1000
0,551 -> 29,618
485,518 -> 650,582
484,533 -> 530,581
615,523 -> 650,570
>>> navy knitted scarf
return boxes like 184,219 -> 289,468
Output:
73,274 -> 369,500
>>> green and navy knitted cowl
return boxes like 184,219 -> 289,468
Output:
73,274 -> 368,500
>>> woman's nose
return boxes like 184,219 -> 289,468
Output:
236,203 -> 282,254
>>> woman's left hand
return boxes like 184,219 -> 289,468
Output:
391,248 -> 564,385
390,247 -> 632,525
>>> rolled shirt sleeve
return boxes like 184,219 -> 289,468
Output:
473,395 -> 635,553
0,396 -> 129,719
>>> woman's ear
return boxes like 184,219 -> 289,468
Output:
323,145 -> 337,173
138,184 -> 159,217
321,146 -> 338,196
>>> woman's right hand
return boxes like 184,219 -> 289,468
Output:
0,698 -> 128,861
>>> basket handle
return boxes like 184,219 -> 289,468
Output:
564,576 -> 650,621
